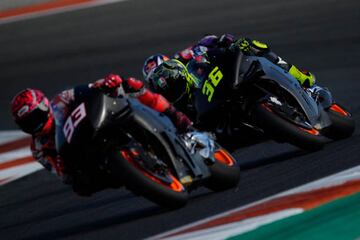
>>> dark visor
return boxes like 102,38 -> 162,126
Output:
16,107 -> 49,134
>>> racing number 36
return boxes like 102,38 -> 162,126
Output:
202,66 -> 223,102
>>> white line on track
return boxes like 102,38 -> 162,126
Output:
148,165 -> 360,240
0,130 -> 28,145
0,131 -> 40,186
0,162 -> 43,186
164,209 -> 303,240
0,147 -> 31,164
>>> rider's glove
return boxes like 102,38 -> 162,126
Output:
102,73 -> 123,89
93,73 -> 123,96
230,38 -> 251,53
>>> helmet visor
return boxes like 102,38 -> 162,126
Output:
16,105 -> 50,134
151,73 -> 187,102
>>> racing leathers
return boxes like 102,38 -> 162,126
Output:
146,34 -> 319,128
31,74 -> 192,196
174,34 -> 316,88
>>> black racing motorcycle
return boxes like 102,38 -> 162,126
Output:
54,86 -> 240,208
186,49 -> 355,151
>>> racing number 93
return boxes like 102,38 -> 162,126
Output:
202,66 -> 223,102
63,103 -> 87,143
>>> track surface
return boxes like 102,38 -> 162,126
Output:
1,0 -> 360,239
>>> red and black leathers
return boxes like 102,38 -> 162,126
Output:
30,74 -> 192,195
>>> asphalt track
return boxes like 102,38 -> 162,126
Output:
0,0 -> 360,239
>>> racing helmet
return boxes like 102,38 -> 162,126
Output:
197,34 -> 235,48
147,60 -> 189,103
142,54 -> 170,80
197,35 -> 219,47
218,33 -> 235,47
11,88 -> 53,134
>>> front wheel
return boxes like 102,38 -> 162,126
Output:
252,102 -> 328,151
205,147 -> 241,191
321,103 -> 355,140
109,147 -> 188,209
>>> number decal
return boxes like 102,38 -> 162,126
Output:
202,66 -> 223,102
202,81 -> 215,102
63,103 -> 87,143
208,66 -> 223,87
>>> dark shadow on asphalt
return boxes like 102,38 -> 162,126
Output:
0,188 -> 70,210
0,192 -> 137,231
239,149 -> 309,170
20,205 -> 167,240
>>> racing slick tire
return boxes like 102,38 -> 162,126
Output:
110,149 -> 189,209
205,147 -> 241,191
322,103 -> 355,140
253,102 -> 328,151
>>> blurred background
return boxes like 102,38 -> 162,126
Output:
0,0 -> 52,11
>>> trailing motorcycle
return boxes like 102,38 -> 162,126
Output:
186,49 -> 355,151
54,86 -> 240,208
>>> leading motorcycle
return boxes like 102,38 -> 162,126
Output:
185,48 -> 355,150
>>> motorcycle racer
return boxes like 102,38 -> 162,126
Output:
143,34 -> 317,112
175,34 -> 315,87
10,73 -> 193,196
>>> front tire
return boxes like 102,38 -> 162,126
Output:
252,102 -> 327,151
322,104 -> 355,139
110,149 -> 189,209
205,148 -> 241,191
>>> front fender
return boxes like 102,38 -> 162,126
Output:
253,57 -> 321,126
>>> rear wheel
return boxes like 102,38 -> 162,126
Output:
321,103 -> 355,139
253,102 -> 327,151
110,147 -> 188,209
205,147 -> 241,191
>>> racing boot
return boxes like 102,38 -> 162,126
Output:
288,65 -> 316,88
